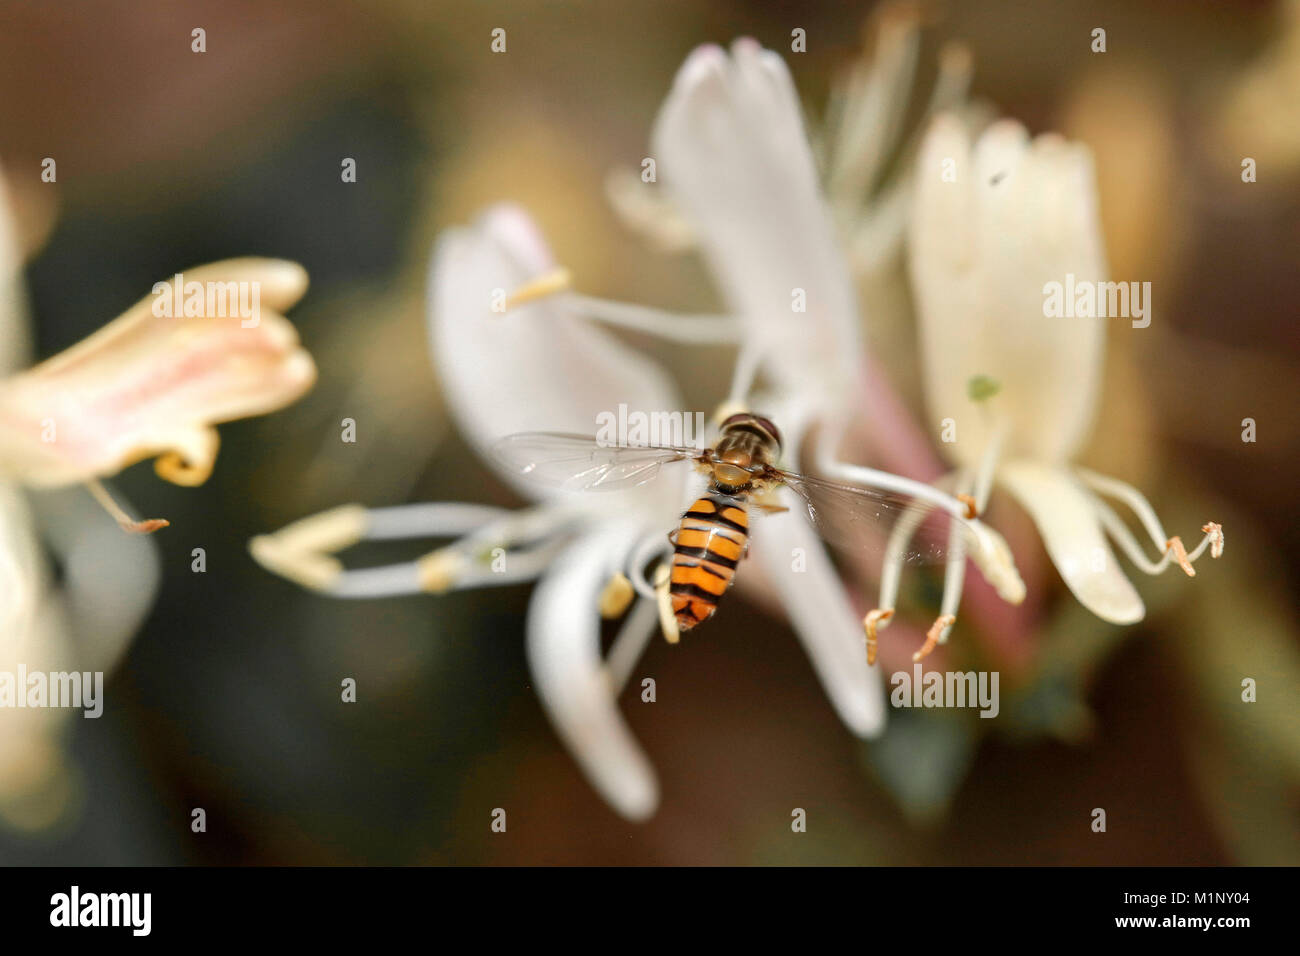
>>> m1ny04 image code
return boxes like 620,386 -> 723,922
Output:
1124,892 -> 1251,906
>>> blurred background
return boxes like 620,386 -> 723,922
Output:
0,0 -> 1297,864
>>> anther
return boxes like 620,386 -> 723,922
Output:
599,572 -> 635,619
914,614 -> 956,662
653,562 -> 680,644
503,267 -> 572,310
85,479 -> 169,534
417,548 -> 464,593
1202,522 -> 1224,559
863,608 -> 894,666
1166,536 -> 1195,577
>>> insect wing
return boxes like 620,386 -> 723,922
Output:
772,470 -> 977,566
491,432 -> 699,492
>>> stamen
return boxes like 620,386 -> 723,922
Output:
248,536 -> 342,591
417,547 -> 464,592
726,344 -> 763,405
262,503 -> 369,553
653,562 -> 680,644
815,418 -> 978,524
84,479 -> 169,534
970,417 -> 1008,513
1087,491 -> 1223,577
914,614 -> 956,662
1202,522 -> 1224,559
823,2 -> 921,206
936,495 -> 972,646
957,493 -> 977,520
1075,467 -> 1170,555
599,572 -> 635,619
1166,536 -> 1195,577
504,268 -> 572,309
627,529 -> 672,600
877,495 -> 934,613
248,504 -> 367,590
604,597 -> 661,694
564,293 -> 740,344
863,608 -> 893,666
365,502 -> 510,540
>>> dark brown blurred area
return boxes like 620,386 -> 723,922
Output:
0,0 -> 1295,864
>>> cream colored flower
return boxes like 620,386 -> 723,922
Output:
0,258 -> 316,494
0,163 -> 316,828
880,114 -> 1222,640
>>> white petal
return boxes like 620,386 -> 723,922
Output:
749,403 -> 883,735
909,115 -> 1108,466
428,205 -> 681,499
0,164 -> 32,376
0,481 -> 46,657
526,521 -> 659,820
651,40 -> 863,402
751,508 -> 885,736
999,459 -> 1143,624
0,481 -> 71,821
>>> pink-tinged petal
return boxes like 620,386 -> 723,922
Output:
0,259 -> 316,488
526,521 -> 660,821
999,460 -> 1144,624
428,204 -> 681,501
651,40 -> 865,404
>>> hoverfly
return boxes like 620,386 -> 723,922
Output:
492,412 -> 975,643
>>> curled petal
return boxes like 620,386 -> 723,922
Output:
526,522 -> 660,821
999,460 -> 1144,624
0,259 -> 316,488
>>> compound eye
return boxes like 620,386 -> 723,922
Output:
753,416 -> 782,449
720,412 -> 751,429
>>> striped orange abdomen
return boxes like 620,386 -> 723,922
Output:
670,494 -> 748,631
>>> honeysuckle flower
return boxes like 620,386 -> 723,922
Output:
0,258 -> 316,497
602,30 -> 1024,667
251,204 -> 885,820
0,165 -> 317,827
606,3 -> 979,279
250,35 -> 1030,820
0,170 -> 154,828
877,113 -> 1223,641
644,39 -> 1023,665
